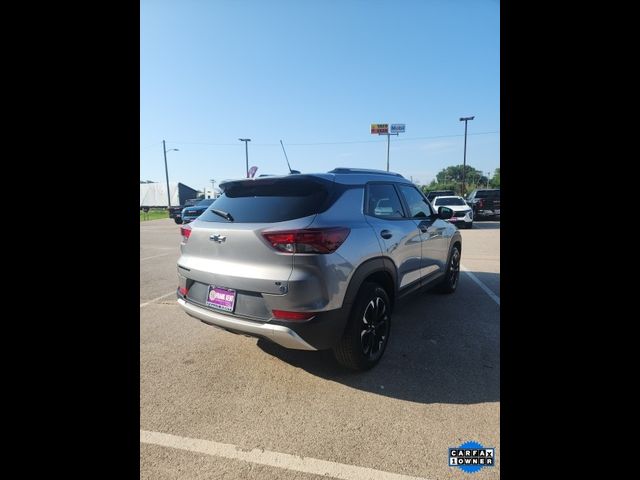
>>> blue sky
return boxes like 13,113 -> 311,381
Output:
140,0 -> 499,190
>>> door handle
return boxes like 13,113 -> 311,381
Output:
380,230 -> 392,239
418,220 -> 431,233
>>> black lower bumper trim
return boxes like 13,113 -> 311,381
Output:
270,307 -> 350,350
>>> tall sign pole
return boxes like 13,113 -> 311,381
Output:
459,116 -> 474,196
386,133 -> 391,172
371,123 -> 404,171
239,138 -> 251,178
163,140 -> 171,208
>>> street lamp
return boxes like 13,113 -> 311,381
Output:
239,138 -> 251,177
459,116 -> 474,196
162,140 -> 179,208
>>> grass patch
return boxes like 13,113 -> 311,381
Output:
140,208 -> 169,222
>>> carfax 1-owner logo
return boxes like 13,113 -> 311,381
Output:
449,441 -> 495,473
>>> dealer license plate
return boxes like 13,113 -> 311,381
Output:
206,286 -> 236,313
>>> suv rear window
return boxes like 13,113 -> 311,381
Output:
474,190 -> 500,199
434,197 -> 466,206
426,190 -> 455,201
199,176 -> 335,223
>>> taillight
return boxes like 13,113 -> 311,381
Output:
272,310 -> 316,321
477,199 -> 484,208
262,227 -> 350,254
178,286 -> 188,296
180,225 -> 192,242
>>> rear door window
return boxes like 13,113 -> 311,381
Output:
199,176 -> 334,223
365,184 -> 406,218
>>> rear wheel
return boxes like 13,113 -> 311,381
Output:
174,218 -> 183,224
437,245 -> 461,294
333,282 -> 391,371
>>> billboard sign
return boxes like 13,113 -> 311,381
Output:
371,123 -> 389,134
390,124 -> 405,133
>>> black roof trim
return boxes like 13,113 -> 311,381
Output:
328,168 -> 404,178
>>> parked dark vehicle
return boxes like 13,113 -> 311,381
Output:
466,189 -> 500,219
181,198 -> 216,224
169,198 -> 200,224
425,190 -> 456,203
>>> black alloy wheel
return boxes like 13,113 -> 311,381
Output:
333,283 -> 392,370
360,295 -> 389,362
438,246 -> 460,294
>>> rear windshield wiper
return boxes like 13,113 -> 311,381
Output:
210,208 -> 234,222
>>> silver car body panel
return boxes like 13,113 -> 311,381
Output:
275,187 -> 384,311
365,214 -> 423,289
177,298 -> 316,350
178,215 -> 316,295
176,170 -> 461,349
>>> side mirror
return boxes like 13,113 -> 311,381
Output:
438,206 -> 454,220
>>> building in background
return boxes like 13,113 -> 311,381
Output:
202,187 -> 222,199
140,182 -> 198,208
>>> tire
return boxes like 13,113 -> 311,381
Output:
467,222 -> 473,229
174,218 -> 183,224
437,245 -> 461,294
333,282 -> 391,371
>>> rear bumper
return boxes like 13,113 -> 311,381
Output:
177,295 -> 349,351
475,209 -> 499,217
446,217 -> 472,224
446,211 -> 473,224
178,297 -> 318,350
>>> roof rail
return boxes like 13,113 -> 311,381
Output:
328,168 -> 404,178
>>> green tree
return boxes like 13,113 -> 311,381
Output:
435,165 -> 485,185
489,168 -> 500,188
421,164 -> 487,196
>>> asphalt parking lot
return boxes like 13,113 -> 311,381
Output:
140,218 -> 500,479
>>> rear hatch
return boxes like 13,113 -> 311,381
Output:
475,190 -> 500,210
178,175 -> 337,304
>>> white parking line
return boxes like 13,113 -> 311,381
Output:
140,292 -> 175,308
140,430 -> 429,480
461,265 -> 500,306
140,252 -> 172,261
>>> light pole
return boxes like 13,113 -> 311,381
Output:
459,116 -> 474,196
162,140 -> 179,208
239,138 -> 251,177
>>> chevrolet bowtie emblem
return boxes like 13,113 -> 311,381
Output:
210,234 -> 226,243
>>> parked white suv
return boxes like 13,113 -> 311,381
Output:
431,196 -> 474,229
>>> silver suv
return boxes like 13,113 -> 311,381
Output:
176,168 -> 462,370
